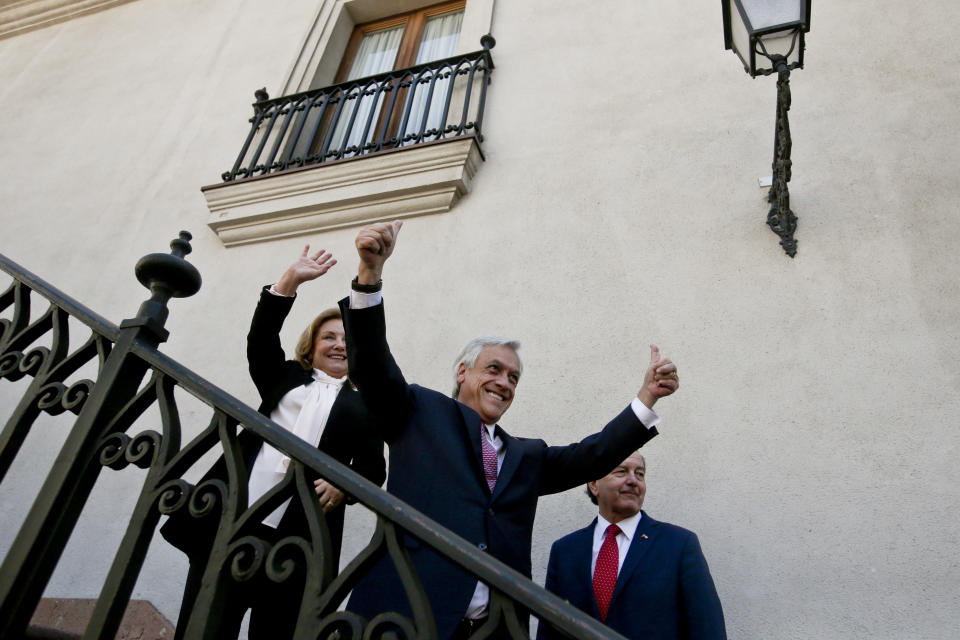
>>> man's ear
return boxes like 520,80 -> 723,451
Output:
455,362 -> 467,385
587,481 -> 599,498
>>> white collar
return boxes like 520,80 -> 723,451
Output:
596,510 -> 642,542
312,369 -> 347,386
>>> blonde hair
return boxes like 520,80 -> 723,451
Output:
294,308 -> 342,371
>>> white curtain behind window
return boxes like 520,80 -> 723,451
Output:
402,10 -> 463,141
330,25 -> 405,154
348,25 -> 405,80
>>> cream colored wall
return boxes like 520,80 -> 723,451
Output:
1,1 -> 958,638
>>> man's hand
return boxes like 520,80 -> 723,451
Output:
356,220 -> 403,285
274,245 -> 337,296
314,479 -> 345,513
637,345 -> 679,409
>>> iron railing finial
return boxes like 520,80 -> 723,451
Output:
124,231 -> 202,342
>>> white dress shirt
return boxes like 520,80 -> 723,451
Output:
591,511 -> 643,577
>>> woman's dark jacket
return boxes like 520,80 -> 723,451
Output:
160,286 -> 386,563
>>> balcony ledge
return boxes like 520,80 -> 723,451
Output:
202,136 -> 483,247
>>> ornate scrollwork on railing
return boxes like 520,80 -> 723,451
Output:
0,236 -> 628,640
0,269 -> 118,483
97,430 -> 162,470
36,378 -> 94,415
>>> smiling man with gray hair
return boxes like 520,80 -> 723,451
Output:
339,220 -> 680,639
451,336 -> 523,398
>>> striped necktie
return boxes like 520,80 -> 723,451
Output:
480,424 -> 498,491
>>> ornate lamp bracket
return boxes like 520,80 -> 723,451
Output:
766,55 -> 798,257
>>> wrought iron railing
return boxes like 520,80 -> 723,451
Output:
0,233 -> 626,639
220,36 -> 496,183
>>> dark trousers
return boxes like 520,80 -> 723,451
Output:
172,526 -> 304,640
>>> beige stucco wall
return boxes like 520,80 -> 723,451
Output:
1,1 -> 958,638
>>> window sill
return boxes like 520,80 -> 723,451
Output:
201,136 -> 483,247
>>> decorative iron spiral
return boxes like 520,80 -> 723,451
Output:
157,478 -> 192,515
18,347 -> 48,377
99,433 -> 131,470
36,379 -> 93,416
188,479 -> 227,520
97,430 -> 161,470
125,431 -> 161,469
0,351 -> 24,379
265,537 -> 312,585
227,536 -> 270,583
364,612 -> 419,640
312,612 -> 365,640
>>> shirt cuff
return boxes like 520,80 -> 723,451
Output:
630,397 -> 661,429
267,285 -> 294,297
349,289 -> 382,308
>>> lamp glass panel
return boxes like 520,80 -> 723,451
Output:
728,0 -> 753,71
757,30 -> 799,61
739,0 -> 802,30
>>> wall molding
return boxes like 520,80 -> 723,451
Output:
203,137 -> 484,247
0,0 -> 137,40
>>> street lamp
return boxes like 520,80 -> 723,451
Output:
722,0 -> 811,257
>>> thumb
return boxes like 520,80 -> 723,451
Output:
392,220 -> 403,235
649,344 -> 660,365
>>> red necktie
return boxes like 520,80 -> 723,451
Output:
593,524 -> 621,622
481,425 -> 498,491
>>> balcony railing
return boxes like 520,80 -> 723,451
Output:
0,233 -> 627,640
221,37 -> 495,183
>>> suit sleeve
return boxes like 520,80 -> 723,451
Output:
679,532 -> 727,640
247,286 -> 297,402
346,405 -> 387,488
537,405 -> 658,496
536,543 -> 569,640
338,297 -> 413,443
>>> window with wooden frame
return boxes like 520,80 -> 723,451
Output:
335,1 -> 466,83
314,0 -> 466,155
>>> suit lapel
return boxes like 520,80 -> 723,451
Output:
317,384 -> 350,449
456,401 -> 489,492
491,425 -> 520,501
610,510 -> 658,606
577,520 -> 602,619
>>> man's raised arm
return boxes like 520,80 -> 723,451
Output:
355,220 -> 403,289
340,221 -> 408,440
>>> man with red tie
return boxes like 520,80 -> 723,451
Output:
538,452 -> 726,640
339,220 -> 680,639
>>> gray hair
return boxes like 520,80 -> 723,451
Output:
451,337 -> 523,398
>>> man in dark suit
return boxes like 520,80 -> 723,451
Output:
340,221 -> 681,639
538,452 -> 726,640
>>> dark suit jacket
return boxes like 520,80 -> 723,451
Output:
161,287 -> 386,565
339,298 -> 659,639
537,511 -> 726,640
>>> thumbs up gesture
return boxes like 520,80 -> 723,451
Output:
637,345 -> 679,409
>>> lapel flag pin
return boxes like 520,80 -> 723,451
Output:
641,534 -> 649,540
